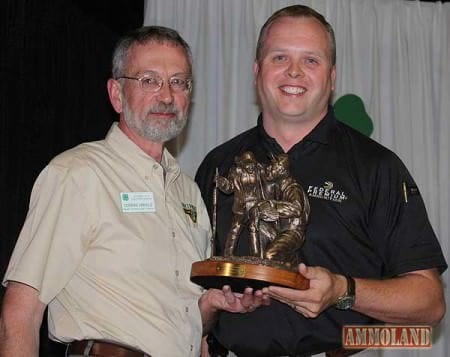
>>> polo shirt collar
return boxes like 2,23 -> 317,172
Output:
257,105 -> 338,155
105,123 -> 181,180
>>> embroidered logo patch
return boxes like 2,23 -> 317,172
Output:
307,181 -> 348,203
182,203 -> 198,223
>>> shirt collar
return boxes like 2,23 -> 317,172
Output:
257,105 -> 338,155
105,123 -> 181,180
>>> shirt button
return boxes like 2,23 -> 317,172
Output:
185,306 -> 189,313
190,344 -> 193,351
175,270 -> 179,277
172,232 -> 176,238
144,175 -> 149,180
153,164 -> 159,170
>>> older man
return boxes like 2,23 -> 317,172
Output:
0,26 -> 268,357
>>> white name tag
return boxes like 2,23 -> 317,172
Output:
120,192 -> 155,213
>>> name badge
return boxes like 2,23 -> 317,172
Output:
120,192 -> 155,213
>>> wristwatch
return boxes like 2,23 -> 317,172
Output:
334,275 -> 355,310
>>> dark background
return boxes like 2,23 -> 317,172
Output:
0,0 -> 143,354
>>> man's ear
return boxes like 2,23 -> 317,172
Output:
253,61 -> 260,85
331,65 -> 336,91
107,78 -> 123,113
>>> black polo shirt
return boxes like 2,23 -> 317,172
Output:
195,107 -> 447,356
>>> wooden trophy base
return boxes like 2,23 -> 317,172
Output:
190,256 -> 309,292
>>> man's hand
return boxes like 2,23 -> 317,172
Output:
199,285 -> 270,334
265,264 -> 445,325
264,263 -> 346,318
201,285 -> 271,314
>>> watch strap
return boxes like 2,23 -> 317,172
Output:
334,275 -> 355,310
345,275 -> 355,296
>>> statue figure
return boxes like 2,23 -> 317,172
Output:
216,151 -> 309,267
215,151 -> 264,256
249,154 -> 310,267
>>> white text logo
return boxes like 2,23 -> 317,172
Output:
307,181 -> 348,203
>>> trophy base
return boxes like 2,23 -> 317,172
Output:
190,256 -> 309,292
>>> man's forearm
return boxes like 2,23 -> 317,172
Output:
0,282 -> 46,357
0,317 -> 40,356
353,269 -> 445,325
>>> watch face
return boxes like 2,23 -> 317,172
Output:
335,296 -> 355,310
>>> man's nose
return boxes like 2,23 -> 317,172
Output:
156,82 -> 174,104
287,61 -> 305,78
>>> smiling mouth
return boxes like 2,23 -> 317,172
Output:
280,86 -> 306,95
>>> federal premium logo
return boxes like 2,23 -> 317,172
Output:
307,181 -> 348,203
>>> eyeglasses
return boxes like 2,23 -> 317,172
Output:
116,72 -> 192,93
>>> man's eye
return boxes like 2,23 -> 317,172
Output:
142,77 -> 158,85
305,58 -> 318,65
170,78 -> 186,86
273,55 -> 287,62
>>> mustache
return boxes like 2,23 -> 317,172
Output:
147,103 -> 179,115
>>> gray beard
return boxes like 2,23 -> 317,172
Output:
122,101 -> 187,143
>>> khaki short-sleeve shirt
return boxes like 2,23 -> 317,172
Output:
3,123 -> 211,356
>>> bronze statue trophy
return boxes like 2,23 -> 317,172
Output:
191,151 -> 310,292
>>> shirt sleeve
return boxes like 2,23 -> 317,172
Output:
3,163 -> 95,304
368,154 -> 447,277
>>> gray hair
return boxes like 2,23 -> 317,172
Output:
112,26 -> 193,78
255,5 -> 336,66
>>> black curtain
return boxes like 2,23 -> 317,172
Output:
0,0 -> 143,355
